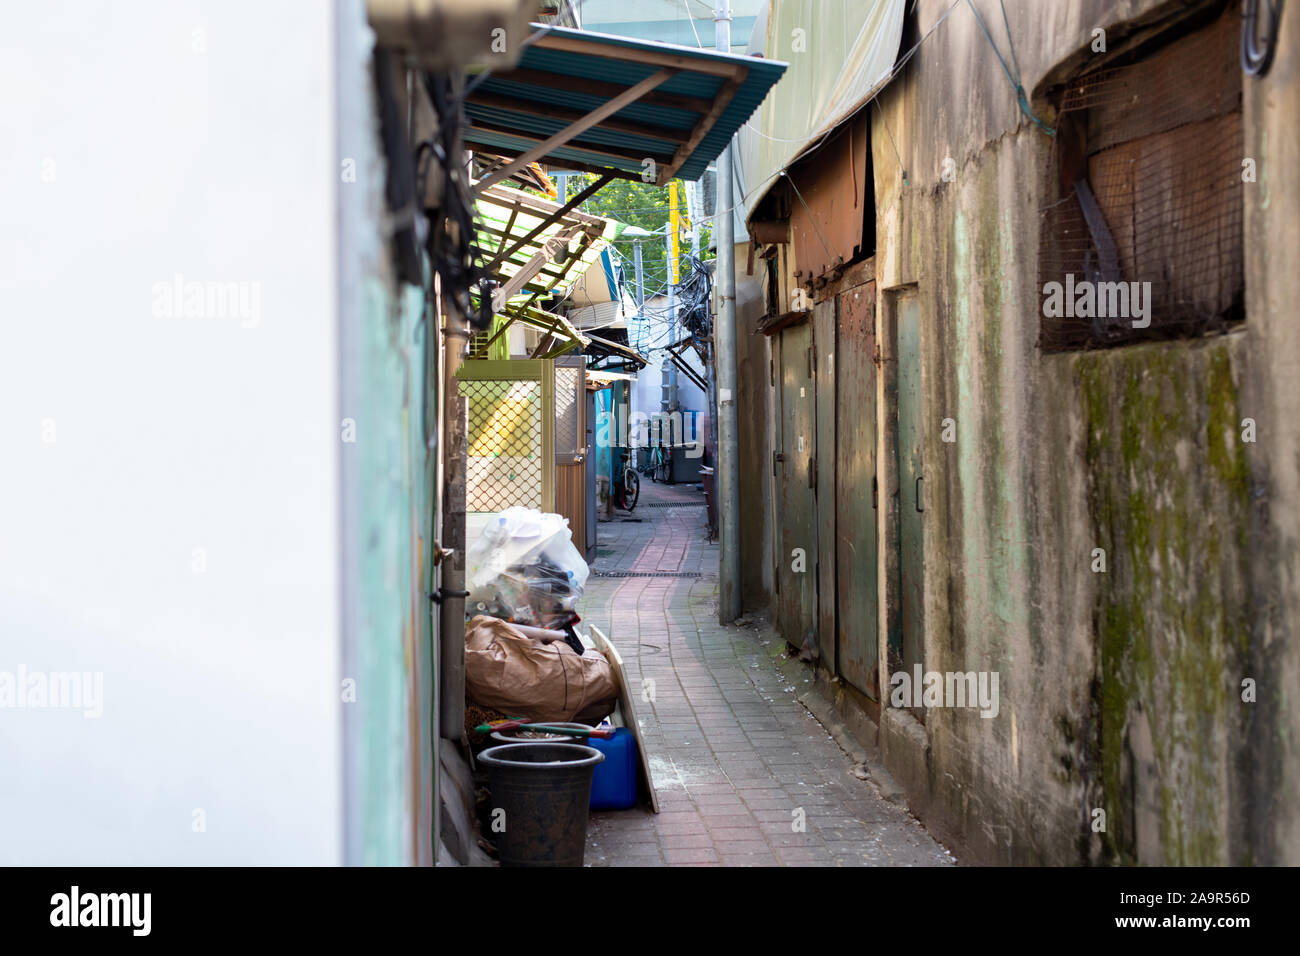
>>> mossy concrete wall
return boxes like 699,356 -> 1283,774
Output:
862,0 -> 1297,864
1079,339 -> 1252,864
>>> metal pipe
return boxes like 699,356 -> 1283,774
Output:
714,0 -> 741,623
633,241 -> 644,310
438,244 -> 470,742
665,222 -> 678,413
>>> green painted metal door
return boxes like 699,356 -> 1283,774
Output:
776,321 -> 817,652
835,281 -> 879,698
895,292 -> 925,678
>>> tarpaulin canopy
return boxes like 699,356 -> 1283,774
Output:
465,24 -> 787,188
735,0 -> 906,222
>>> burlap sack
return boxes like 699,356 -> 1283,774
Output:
464,615 -> 618,724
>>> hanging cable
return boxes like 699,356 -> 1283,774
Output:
965,0 -> 1055,136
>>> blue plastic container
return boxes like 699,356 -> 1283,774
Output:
586,728 -> 637,810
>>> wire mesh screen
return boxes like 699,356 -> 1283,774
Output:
553,365 -> 581,463
461,378 -> 543,512
1038,8 -> 1243,351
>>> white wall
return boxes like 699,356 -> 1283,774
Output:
0,1 -> 342,864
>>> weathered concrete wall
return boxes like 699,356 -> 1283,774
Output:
1239,0 -> 1300,865
338,24 -> 437,865
863,0 -> 1297,864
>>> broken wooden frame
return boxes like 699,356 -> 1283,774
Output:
478,301 -> 589,360
473,183 -> 613,312
662,337 -> 709,393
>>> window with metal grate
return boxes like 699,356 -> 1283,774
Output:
1038,4 -> 1245,351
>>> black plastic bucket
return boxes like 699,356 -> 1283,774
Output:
478,743 -> 605,867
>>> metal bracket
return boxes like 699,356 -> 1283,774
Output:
429,587 -> 470,605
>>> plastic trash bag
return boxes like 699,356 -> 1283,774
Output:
466,508 -> 590,627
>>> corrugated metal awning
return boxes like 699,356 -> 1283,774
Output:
465,25 -> 787,188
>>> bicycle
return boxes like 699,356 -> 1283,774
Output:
649,442 -> 672,484
615,452 -> 640,512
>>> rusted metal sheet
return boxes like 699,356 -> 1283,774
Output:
788,114 -> 870,286
835,281 -> 879,699
776,322 -> 817,653
813,298 -> 837,668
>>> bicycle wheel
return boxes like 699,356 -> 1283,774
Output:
623,469 -> 640,511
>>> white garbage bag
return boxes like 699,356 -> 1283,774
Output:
465,508 -> 590,626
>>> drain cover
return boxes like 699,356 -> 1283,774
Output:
591,570 -> 703,579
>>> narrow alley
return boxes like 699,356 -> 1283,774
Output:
578,482 -> 952,867
8,0 -> 1299,913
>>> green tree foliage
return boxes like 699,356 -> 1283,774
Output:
565,174 -> 712,304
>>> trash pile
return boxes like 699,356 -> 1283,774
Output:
466,508 -> 589,632
464,508 -> 616,731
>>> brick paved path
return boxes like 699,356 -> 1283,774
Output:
577,481 -> 953,867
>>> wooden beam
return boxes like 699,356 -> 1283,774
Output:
466,117 -> 673,169
473,153 -> 545,193
483,67 -> 712,114
477,186 -> 607,227
521,232 -> 593,312
532,33 -> 741,79
473,69 -> 676,194
491,227 -> 579,310
657,69 -> 746,185
500,204 -> 520,253
487,155 -> 648,185
528,319 -> 561,359
465,92 -> 692,145
488,171 -> 614,272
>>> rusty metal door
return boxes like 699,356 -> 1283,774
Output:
813,299 -> 837,667
835,282 -> 879,698
776,321 -> 817,653
894,291 -> 924,676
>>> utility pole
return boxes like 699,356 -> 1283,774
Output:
634,239 -> 644,310
664,221 -> 678,415
687,181 -> 700,257
714,0 -> 741,623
